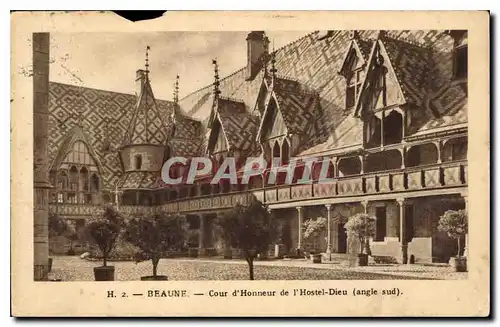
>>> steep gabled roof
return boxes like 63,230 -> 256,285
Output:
122,79 -> 170,147
207,97 -> 260,152
48,81 -> 175,190
49,125 -> 103,172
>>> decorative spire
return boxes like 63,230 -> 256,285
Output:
212,58 -> 221,97
173,75 -> 179,105
145,45 -> 151,76
270,43 -> 277,81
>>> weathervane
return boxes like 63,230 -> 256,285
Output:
145,45 -> 151,77
173,75 -> 179,105
212,58 -> 221,97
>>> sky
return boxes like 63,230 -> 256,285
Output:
48,31 -> 310,100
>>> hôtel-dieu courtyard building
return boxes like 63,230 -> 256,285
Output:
46,29 -> 468,267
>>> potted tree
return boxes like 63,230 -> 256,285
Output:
438,209 -> 468,272
344,213 -> 376,266
303,217 -> 327,263
124,212 -> 186,281
215,198 -> 277,280
81,205 -> 124,281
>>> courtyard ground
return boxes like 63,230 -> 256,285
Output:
48,255 -> 467,281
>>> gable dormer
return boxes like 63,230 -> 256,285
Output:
339,31 -> 368,111
207,117 -> 229,155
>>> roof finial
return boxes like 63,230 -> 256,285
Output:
173,75 -> 179,105
378,30 -> 387,40
212,58 -> 221,97
349,30 -> 359,40
270,42 -> 277,80
145,45 -> 151,76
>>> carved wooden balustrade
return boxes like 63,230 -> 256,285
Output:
49,161 -> 467,216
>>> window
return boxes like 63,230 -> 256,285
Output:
134,155 -> 142,170
453,45 -> 467,79
53,141 -> 100,205
375,206 -> 387,242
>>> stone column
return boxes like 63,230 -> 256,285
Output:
397,198 -> 408,264
361,201 -> 371,255
33,33 -> 51,281
463,194 -> 468,257
325,204 -> 332,260
297,206 -> 303,253
198,214 -> 206,256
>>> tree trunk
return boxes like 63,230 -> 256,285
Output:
103,254 -> 107,267
457,237 -> 461,257
152,256 -> 160,277
247,258 -> 254,280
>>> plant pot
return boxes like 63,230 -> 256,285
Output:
357,254 -> 369,266
223,248 -> 232,259
140,275 -> 168,281
310,254 -> 322,264
48,257 -> 53,272
450,256 -> 467,272
94,266 -> 115,281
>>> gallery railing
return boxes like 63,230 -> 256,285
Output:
49,160 -> 467,216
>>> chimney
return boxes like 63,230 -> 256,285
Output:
135,69 -> 147,96
246,31 -> 269,81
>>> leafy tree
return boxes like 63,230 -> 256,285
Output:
48,213 -> 67,238
303,217 -> 327,253
48,214 -> 80,254
124,212 -> 187,277
344,213 -> 376,255
438,209 -> 468,257
81,205 -> 125,267
215,199 -> 277,280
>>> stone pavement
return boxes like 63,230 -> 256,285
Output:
176,255 -> 467,280
48,255 -> 467,281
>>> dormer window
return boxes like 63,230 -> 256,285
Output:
453,44 -> 467,80
448,30 -> 468,80
343,49 -> 363,110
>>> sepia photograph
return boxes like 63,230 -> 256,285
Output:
12,11 -> 489,317
33,28 -> 469,282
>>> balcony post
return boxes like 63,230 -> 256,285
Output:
397,197 -> 408,264
358,155 -> 364,175
381,110 -> 385,148
435,140 -> 443,164
325,204 -> 332,260
400,147 -> 406,169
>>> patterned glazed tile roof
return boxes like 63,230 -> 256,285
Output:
49,29 -> 467,192
48,81 -> 175,190
381,35 -> 431,107
118,171 -> 163,190
122,79 -> 170,146
271,77 -> 320,135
